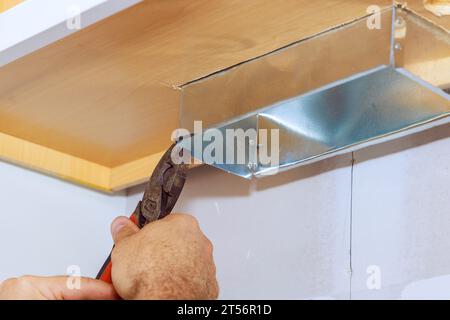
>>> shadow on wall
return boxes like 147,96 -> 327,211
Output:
355,123 -> 450,162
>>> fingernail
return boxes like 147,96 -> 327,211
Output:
111,217 -> 128,236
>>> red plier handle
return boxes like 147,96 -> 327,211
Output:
96,214 -> 138,283
96,143 -> 188,284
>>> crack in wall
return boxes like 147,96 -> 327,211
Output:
349,152 -> 355,300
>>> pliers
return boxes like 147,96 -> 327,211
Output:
96,143 -> 188,283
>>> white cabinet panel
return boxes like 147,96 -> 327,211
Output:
0,0 -> 141,65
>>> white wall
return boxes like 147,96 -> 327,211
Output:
351,124 -> 450,299
0,161 -> 126,280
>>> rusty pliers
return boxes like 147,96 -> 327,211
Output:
96,143 -> 188,283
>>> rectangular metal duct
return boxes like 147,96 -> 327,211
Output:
179,6 -> 450,178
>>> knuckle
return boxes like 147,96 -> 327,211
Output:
17,276 -> 33,283
12,276 -> 34,289
182,213 -> 198,224
173,213 -> 199,228
203,237 -> 214,253
1,278 -> 18,288
188,217 -> 200,229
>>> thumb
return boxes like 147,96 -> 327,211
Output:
111,216 -> 139,244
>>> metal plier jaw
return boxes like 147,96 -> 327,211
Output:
133,143 -> 188,228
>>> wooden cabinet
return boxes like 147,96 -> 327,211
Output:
0,0 -> 446,191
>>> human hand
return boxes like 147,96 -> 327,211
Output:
110,213 -> 219,300
0,275 -> 118,300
